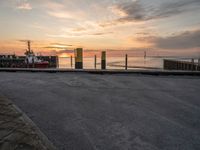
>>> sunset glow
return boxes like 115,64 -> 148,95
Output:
0,0 -> 200,57
59,53 -> 71,58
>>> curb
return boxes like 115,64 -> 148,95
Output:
0,68 -> 200,76
0,96 -> 57,150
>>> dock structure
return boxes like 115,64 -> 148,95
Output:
0,55 -> 26,68
164,59 -> 200,71
0,55 -> 58,68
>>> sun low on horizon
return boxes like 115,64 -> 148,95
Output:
0,0 -> 200,57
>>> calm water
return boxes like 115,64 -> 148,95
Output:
58,56 -> 197,70
58,56 -> 165,70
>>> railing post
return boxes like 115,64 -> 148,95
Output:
94,55 -> 97,69
125,54 -> 128,70
74,48 -> 83,69
71,55 -> 73,68
56,56 -> 59,68
101,51 -> 106,70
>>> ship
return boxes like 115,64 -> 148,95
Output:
25,41 -> 49,68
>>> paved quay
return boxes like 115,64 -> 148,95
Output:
0,95 -> 56,150
0,72 -> 200,150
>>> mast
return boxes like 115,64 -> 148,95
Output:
28,40 -> 31,53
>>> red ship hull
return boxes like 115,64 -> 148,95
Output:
34,62 -> 49,68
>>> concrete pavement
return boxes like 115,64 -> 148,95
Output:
0,72 -> 200,150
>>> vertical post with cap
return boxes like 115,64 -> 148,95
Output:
74,48 -> 83,69
101,51 -> 106,70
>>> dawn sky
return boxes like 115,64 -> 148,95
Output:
0,0 -> 200,56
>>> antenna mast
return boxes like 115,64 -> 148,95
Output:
27,41 -> 31,53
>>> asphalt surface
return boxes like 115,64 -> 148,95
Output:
0,72 -> 200,150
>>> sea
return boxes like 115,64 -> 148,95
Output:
58,56 -> 198,70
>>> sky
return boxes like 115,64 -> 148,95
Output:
0,0 -> 200,57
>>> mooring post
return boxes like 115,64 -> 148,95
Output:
74,48 -> 83,69
94,55 -> 97,69
125,54 -> 128,70
70,55 -> 73,68
101,51 -> 106,70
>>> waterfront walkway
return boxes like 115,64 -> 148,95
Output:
0,72 -> 200,150
0,95 -> 56,150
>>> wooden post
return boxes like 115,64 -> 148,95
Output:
74,48 -> 83,69
125,54 -> 128,70
101,51 -> 106,70
71,55 -> 73,68
94,55 -> 97,69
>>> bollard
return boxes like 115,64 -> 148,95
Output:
125,54 -> 128,70
71,55 -> 73,68
74,48 -> 83,69
101,51 -> 106,70
94,55 -> 97,69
